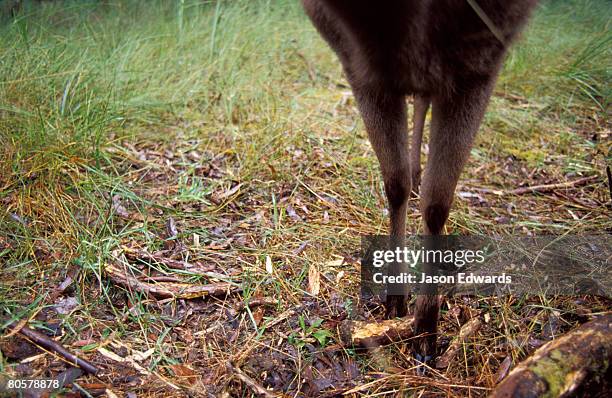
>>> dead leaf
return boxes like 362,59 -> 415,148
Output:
55,367 -> 83,389
285,204 -> 302,221
112,195 -> 130,219
293,242 -> 308,255
252,306 -> 265,326
265,256 -> 273,274
335,270 -> 345,284
132,348 -> 155,362
324,257 -> 344,268
49,272 -> 76,301
72,339 -> 95,348
54,296 -> 79,315
169,364 -> 198,385
212,183 -> 243,203
9,213 -> 28,226
0,338 -> 38,360
166,217 -> 178,238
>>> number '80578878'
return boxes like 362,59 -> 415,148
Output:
5,379 -> 60,390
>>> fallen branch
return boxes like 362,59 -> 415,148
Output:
10,323 -> 99,375
489,314 -> 612,398
473,175 -> 599,196
294,50 -> 317,83
121,247 -> 216,276
227,362 -> 279,398
339,318 -> 414,348
436,317 -> 482,369
106,263 -> 239,299
236,297 -> 279,311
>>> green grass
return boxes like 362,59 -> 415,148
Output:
0,0 -> 610,396
501,0 -> 611,109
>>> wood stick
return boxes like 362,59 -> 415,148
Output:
106,263 -> 238,299
121,247 -> 216,275
227,362 -> 279,398
473,175 -> 599,196
10,323 -> 99,375
339,318 -> 414,348
235,297 -> 279,311
435,317 -> 482,369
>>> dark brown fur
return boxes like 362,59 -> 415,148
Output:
302,0 -> 538,360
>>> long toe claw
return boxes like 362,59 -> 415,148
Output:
414,353 -> 433,376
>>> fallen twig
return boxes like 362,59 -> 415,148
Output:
121,246 -> 216,275
435,317 -> 482,369
9,322 -> 99,375
236,297 -> 279,311
106,263 -> 239,299
227,362 -> 279,398
494,356 -> 513,384
473,175 -> 599,196
294,50 -> 317,83
339,318 -> 414,348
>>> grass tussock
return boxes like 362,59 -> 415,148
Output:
0,0 -> 611,396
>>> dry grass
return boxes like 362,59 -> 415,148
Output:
0,0 -> 611,397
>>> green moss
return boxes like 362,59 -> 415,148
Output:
529,349 -> 582,397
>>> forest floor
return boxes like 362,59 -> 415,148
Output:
1,1 -> 611,397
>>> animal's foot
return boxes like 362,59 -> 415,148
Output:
412,329 -> 437,375
384,295 -> 408,319
413,352 -> 433,376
